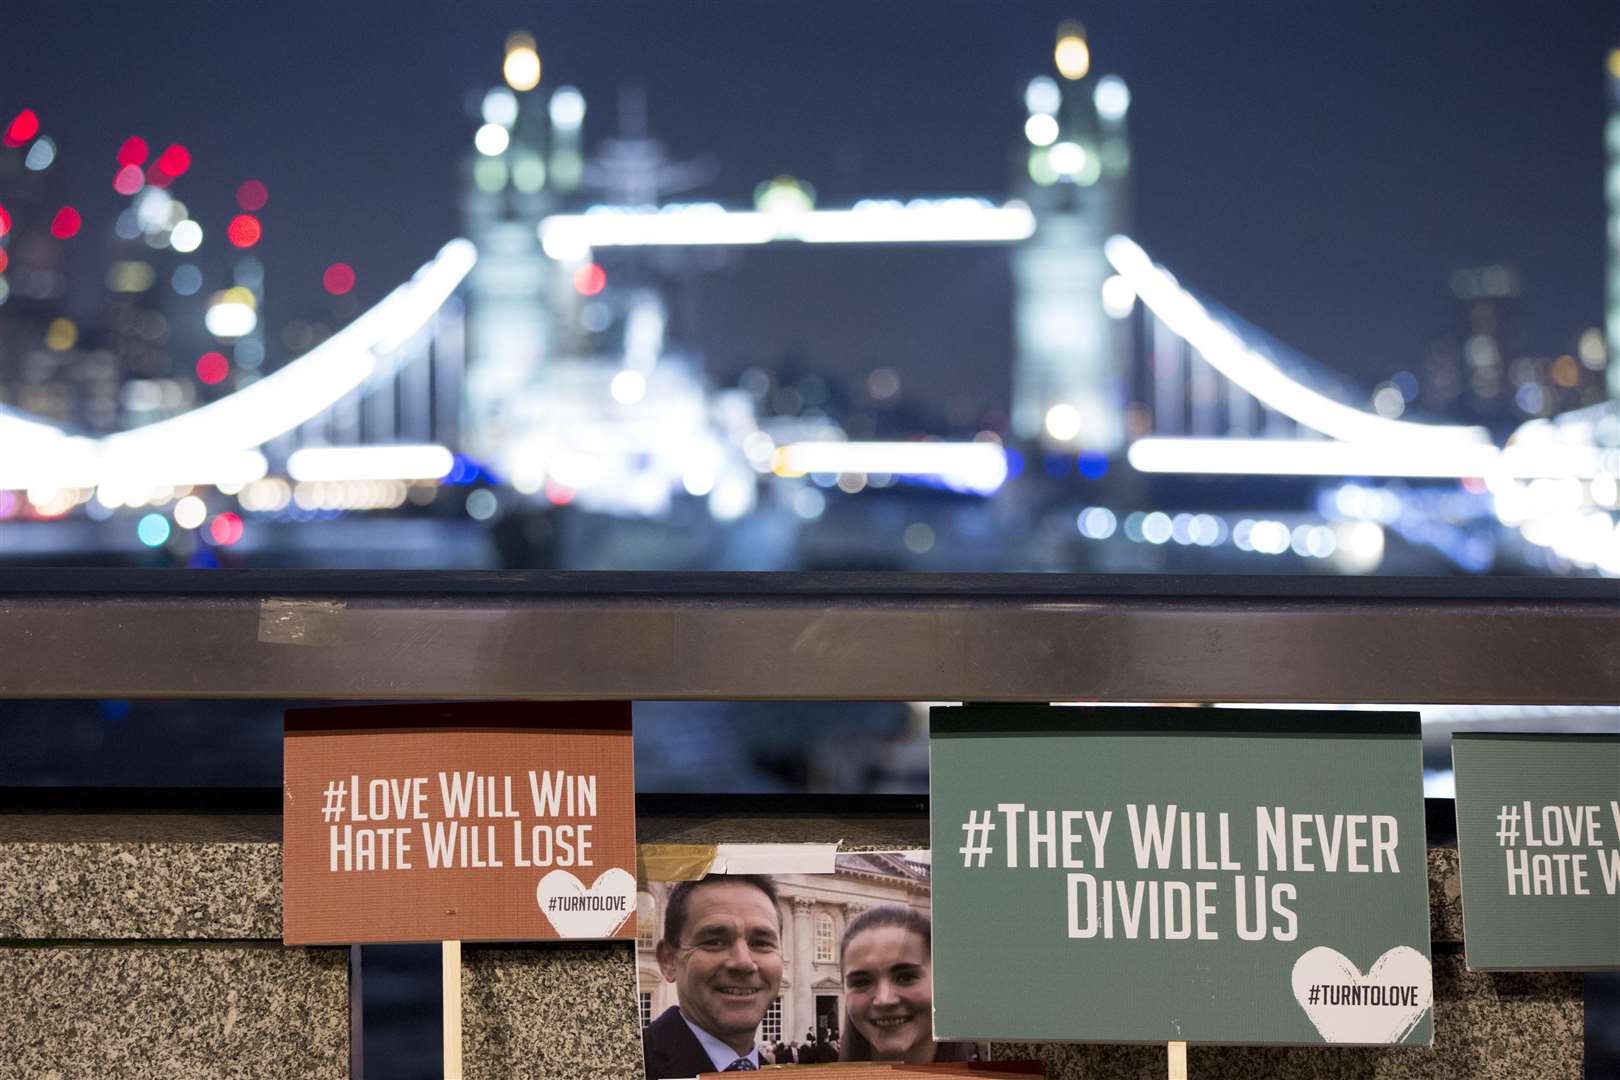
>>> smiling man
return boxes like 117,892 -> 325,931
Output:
644,875 -> 784,1077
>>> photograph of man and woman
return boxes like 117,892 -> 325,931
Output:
636,852 -> 981,1077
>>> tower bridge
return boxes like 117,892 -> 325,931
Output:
0,25 -> 1613,575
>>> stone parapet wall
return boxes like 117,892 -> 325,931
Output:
0,812 -> 349,1079
0,811 -> 1585,1079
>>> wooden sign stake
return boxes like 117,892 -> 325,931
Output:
1167,1040 -> 1187,1079
444,939 -> 463,1080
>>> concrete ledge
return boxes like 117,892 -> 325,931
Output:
463,942 -> 642,1080
0,943 -> 348,1079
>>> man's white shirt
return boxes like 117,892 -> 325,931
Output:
680,1010 -> 760,1072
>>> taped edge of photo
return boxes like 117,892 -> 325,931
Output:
640,842 -> 861,880
638,843 -> 718,882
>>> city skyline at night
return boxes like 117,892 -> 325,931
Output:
4,11 -> 1620,1073
1,3 -> 1618,579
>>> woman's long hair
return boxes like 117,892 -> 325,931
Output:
837,905 -> 939,1062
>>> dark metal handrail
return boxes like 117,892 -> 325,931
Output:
0,571 -> 1613,703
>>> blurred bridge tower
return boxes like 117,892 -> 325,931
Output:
1011,22 -> 1134,453
460,33 -> 588,464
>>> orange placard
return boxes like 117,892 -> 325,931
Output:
282,702 -> 636,945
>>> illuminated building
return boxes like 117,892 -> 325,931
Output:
1011,24 -> 1133,451
1607,47 -> 1620,399
1419,264 -> 1518,428
0,115 -> 69,423
1418,266 -> 1607,430
0,115 -> 129,435
460,42 -> 583,464
107,201 -> 191,429
460,46 -> 760,521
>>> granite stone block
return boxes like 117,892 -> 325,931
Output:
991,953 -> 1582,1079
1428,847 -> 1464,945
0,814 -> 282,940
0,943 -> 348,1079
0,841 -> 282,940
462,942 -> 642,1080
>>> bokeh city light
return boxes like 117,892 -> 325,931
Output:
112,164 -> 144,195
49,206 -> 81,238
156,143 -> 191,177
572,263 -> 606,296
236,180 -> 269,211
502,31 -> 541,92
209,512 -> 244,546
2,109 -> 39,148
226,214 -> 262,248
117,135 -> 148,166
1054,23 -> 1090,80
322,262 -> 356,295
195,351 -> 230,385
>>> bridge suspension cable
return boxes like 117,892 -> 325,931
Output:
1104,235 -> 1491,448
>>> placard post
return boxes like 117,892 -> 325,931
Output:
444,939 -> 463,1080
1168,1040 -> 1187,1079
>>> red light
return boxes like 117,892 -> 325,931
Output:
209,512 -> 244,546
144,163 -> 174,188
322,262 -> 356,295
195,351 -> 230,385
156,143 -> 190,177
117,136 -> 148,167
226,214 -> 262,248
236,180 -> 268,211
0,205 -> 10,237
50,206 -> 81,239
2,109 -> 39,149
0,250 -> 8,275
112,164 -> 144,196
572,263 -> 606,296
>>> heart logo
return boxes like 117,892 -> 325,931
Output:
535,867 -> 636,938
1291,945 -> 1431,1044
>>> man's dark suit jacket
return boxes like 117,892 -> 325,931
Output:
642,1006 -> 724,1080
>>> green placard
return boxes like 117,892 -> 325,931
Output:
929,706 -> 1433,1046
1452,733 -> 1620,971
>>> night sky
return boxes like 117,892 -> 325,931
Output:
5,1 -> 1617,416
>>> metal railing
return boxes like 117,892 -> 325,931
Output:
0,571 -> 1612,704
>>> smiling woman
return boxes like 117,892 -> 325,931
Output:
838,905 -> 975,1064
